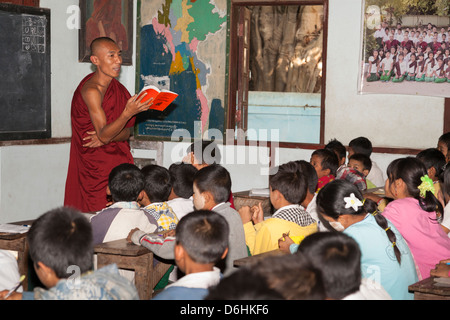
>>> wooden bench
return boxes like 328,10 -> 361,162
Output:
408,277 -> 450,300
94,238 -> 173,300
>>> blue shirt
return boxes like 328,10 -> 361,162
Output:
344,214 -> 418,300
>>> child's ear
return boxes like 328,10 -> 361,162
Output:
427,167 -> 436,180
106,186 -> 111,196
202,191 -> 214,204
363,169 -> 370,177
137,190 -> 145,202
221,247 -> 229,260
323,168 -> 331,176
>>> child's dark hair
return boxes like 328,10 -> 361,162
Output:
297,232 -> 361,300
250,253 -> 326,300
311,148 -> 339,176
438,132 -> 450,152
316,179 -> 402,264
205,268 -> 284,300
27,207 -> 93,279
186,140 -> 221,165
349,137 -> 373,156
295,160 -> 318,195
269,161 -> 308,204
325,138 -> 347,164
176,210 -> 229,264
349,153 -> 372,172
168,162 -> 197,199
108,163 -> 144,202
416,148 -> 446,179
193,164 -> 231,204
141,164 -> 172,202
386,157 -> 443,217
442,164 -> 450,199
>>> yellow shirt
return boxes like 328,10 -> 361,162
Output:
243,218 -> 318,256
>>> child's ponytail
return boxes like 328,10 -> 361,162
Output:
363,199 -> 402,264
387,157 -> 443,220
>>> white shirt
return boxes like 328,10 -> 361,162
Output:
366,161 -> 385,187
166,267 -> 221,290
343,278 -> 392,300
381,57 -> 393,71
167,197 -> 194,221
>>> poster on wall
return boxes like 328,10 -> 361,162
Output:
358,0 -> 450,98
79,0 -> 134,65
135,0 -> 227,141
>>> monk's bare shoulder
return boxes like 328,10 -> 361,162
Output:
81,78 -> 105,109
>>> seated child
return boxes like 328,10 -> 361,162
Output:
90,163 -> 158,245
348,153 -> 376,189
416,148 -> 446,206
128,165 -> 247,276
243,252 -> 326,300
0,207 -> 139,300
296,160 -> 330,231
295,232 -> 392,300
325,139 -> 367,191
205,267 -> 284,300
239,162 -> 318,255
183,140 -> 221,170
151,211 -> 229,300
438,165 -> 450,234
348,136 -> 385,187
167,162 -> 196,220
437,132 -> 450,163
183,140 -> 235,208
140,164 -> 179,232
310,148 -> 339,192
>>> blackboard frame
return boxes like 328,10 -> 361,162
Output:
0,3 -> 51,141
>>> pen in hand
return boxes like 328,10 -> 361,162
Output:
4,275 -> 25,299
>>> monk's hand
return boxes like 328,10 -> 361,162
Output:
124,93 -> 154,118
83,131 -> 105,148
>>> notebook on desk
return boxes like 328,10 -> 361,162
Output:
0,224 -> 30,234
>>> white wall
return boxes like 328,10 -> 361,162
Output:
0,0 -> 446,223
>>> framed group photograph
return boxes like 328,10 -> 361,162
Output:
359,0 -> 450,98
78,0 -> 133,65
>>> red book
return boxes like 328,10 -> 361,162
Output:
137,85 -> 178,111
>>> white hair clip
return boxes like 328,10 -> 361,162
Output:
344,193 -> 363,212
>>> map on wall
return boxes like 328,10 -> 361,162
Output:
136,0 -> 227,140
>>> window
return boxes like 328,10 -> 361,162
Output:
227,0 -> 328,145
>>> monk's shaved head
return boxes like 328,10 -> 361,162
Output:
90,37 -> 118,56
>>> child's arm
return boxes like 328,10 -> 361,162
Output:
127,228 -> 175,259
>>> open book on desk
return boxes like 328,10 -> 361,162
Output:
137,85 -> 178,112
0,223 -> 30,234
249,188 -> 270,197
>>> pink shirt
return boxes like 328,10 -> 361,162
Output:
382,197 -> 450,279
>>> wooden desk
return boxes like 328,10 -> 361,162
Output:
0,220 -> 34,291
234,249 -> 287,267
233,190 -> 273,217
94,239 -> 173,300
408,277 -> 450,300
0,232 -> 29,291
